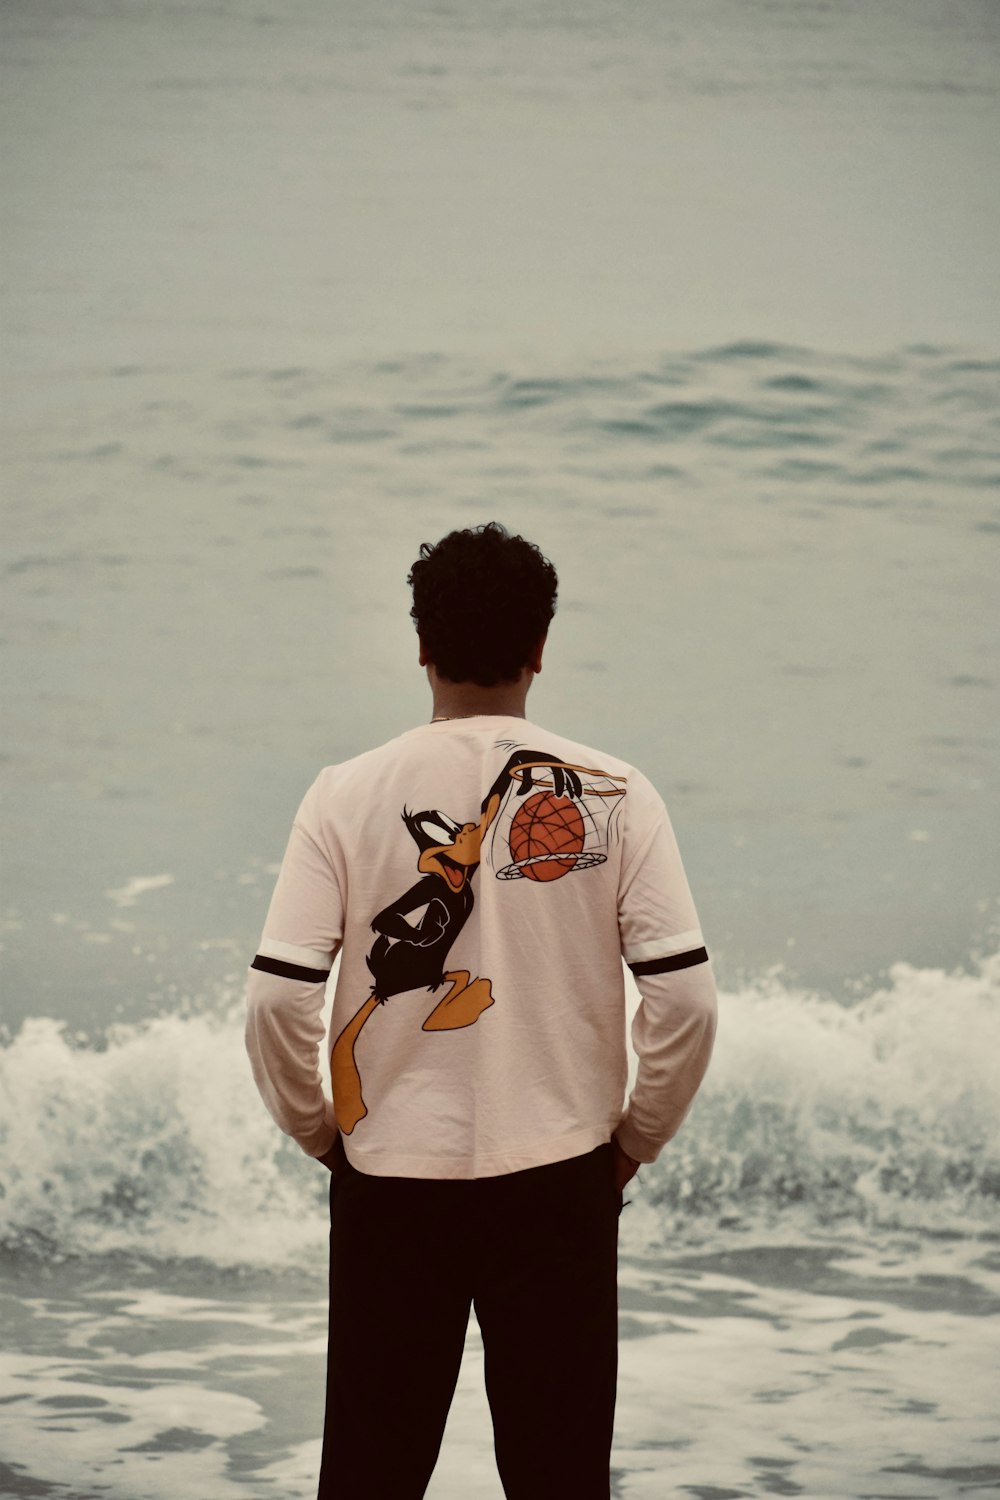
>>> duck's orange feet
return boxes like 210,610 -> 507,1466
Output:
423,973 -> 495,1031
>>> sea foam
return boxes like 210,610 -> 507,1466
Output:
640,952 -> 1000,1237
1,955 -> 997,1270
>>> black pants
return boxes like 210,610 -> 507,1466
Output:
318,1142 -> 621,1499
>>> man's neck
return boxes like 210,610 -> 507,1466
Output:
428,669 -> 532,722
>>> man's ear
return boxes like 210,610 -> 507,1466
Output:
529,633 -> 547,675
418,635 -> 429,668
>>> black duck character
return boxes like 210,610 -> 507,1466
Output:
330,751 -> 592,1134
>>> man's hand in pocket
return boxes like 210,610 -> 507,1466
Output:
611,1135 -> 641,1193
317,1134 -> 348,1178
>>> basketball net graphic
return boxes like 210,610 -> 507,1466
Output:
489,762 -> 626,881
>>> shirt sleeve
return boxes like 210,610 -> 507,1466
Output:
615,770 -> 718,1165
244,771 -> 344,1159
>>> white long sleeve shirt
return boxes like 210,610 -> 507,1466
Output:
245,715 -> 717,1177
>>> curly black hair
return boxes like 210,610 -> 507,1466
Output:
407,522 -> 558,687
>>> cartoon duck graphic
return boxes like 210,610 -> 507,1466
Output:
330,751 -> 595,1134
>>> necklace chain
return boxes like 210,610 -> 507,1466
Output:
429,712 -> 524,722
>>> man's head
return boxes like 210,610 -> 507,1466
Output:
407,522 -> 558,688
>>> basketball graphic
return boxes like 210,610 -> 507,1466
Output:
508,792 -> 586,882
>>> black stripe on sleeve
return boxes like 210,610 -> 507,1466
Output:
251,954 -> 331,984
628,946 -> 709,977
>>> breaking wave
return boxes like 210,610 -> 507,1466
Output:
1,954 -> 998,1270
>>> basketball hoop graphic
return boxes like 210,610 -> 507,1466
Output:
490,760 -> 626,882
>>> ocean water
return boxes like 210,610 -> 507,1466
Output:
4,344 -> 998,1031
1,955 -> 999,1498
3,0 -> 999,368
3,954 -> 999,1269
2,1 -> 999,1495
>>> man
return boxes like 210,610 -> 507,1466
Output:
245,521 -> 717,1499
